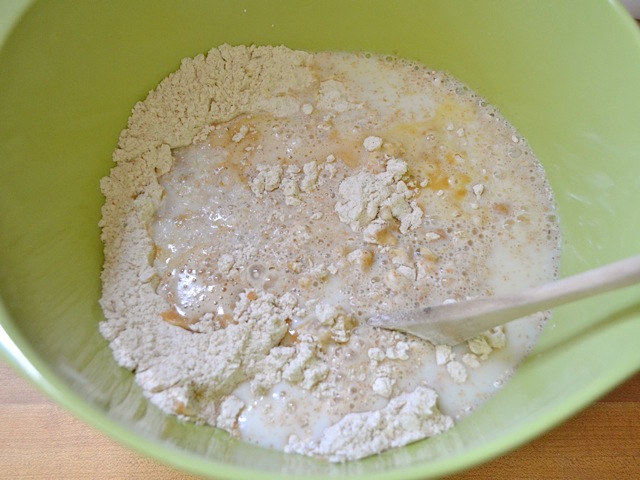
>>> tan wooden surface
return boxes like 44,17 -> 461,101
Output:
1,360 -> 639,479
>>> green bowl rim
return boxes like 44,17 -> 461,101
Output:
1,1 -> 640,478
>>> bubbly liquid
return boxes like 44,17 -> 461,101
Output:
150,52 -> 560,451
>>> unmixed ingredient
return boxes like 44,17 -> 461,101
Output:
99,45 -> 560,462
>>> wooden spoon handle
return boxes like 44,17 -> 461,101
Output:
369,255 -> 640,345
499,254 -> 640,318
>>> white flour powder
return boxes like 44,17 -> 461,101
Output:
99,44 -> 320,425
99,45 -> 560,462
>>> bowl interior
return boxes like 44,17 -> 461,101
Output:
1,1 -> 640,478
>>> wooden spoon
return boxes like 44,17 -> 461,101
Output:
367,255 -> 640,345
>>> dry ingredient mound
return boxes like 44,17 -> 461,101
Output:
99,44 -> 318,418
99,44 -> 560,462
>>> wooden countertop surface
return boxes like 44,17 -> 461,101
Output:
1,360 -> 639,479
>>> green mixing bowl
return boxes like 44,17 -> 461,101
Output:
1,1 -> 640,478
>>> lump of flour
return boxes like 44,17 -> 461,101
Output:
335,157 -> 424,235
99,44 -> 560,462
285,386 -> 453,462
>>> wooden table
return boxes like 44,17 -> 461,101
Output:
1,360 -> 638,479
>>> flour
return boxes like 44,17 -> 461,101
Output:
99,45 -> 560,463
284,386 -> 454,462
334,157 -> 423,236
99,45 -> 321,424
